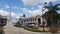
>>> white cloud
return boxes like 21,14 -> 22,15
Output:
15,13 -> 23,19
4,5 -> 18,9
38,5 -> 43,9
28,9 -> 42,16
21,8 -> 28,11
0,9 -> 23,22
28,9 -> 48,16
23,0 -> 56,6
12,7 -> 18,9
4,5 -> 10,8
0,10 -> 9,16
22,6 -> 48,16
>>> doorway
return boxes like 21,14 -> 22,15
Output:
38,18 -> 41,26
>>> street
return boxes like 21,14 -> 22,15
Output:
3,26 -> 60,34
3,22 -> 60,34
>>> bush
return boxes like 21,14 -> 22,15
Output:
0,27 -> 3,34
0,29 -> 3,34
16,21 -> 22,28
24,26 -> 49,32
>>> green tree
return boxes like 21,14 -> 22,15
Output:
58,14 -> 60,21
16,20 -> 22,27
43,2 -> 60,27
16,18 -> 22,27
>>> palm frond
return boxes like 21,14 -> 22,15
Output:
43,6 -> 51,10
56,8 -> 60,10
53,4 -> 60,9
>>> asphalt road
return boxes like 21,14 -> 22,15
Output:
3,22 -> 60,34
3,26 -> 60,34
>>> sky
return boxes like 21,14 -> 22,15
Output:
0,0 -> 60,22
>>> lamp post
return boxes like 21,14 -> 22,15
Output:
42,2 -> 47,31
42,7 -> 45,31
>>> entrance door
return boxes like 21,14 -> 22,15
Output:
38,18 -> 41,26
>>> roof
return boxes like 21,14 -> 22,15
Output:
21,15 -> 41,20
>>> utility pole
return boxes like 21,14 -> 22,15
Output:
6,6 -> 13,27
9,6 -> 11,22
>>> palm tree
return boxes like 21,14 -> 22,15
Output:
58,14 -> 60,21
43,2 -> 60,27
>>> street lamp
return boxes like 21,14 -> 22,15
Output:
42,2 -> 47,31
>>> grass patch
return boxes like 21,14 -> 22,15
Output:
57,28 -> 60,30
0,27 -> 3,34
24,26 -> 50,32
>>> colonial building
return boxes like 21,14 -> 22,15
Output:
20,15 -> 47,26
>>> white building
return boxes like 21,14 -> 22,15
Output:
20,15 -> 47,26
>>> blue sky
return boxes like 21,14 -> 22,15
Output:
0,0 -> 60,22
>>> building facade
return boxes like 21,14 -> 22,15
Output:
0,15 -> 7,27
20,15 -> 47,26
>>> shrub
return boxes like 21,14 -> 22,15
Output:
0,29 -> 3,34
24,26 -> 49,32
0,27 -> 3,34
